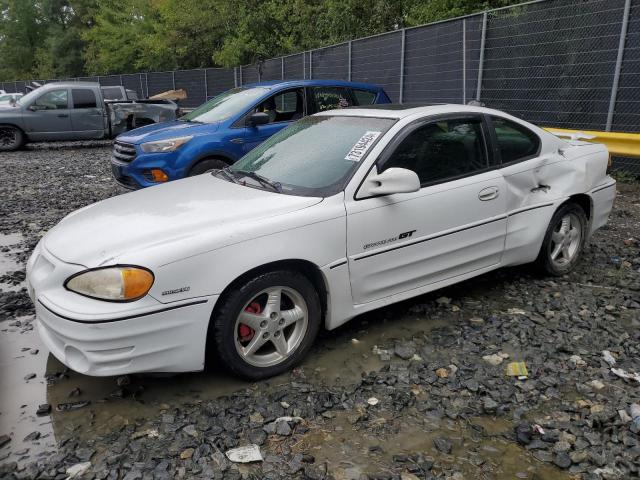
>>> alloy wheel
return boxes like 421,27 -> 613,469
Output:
234,286 -> 308,368
549,213 -> 582,267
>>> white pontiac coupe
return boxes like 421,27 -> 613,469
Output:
26,105 -> 616,379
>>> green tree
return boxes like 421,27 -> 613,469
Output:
0,0 -> 47,80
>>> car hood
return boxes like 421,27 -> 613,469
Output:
44,175 -> 322,266
117,120 -> 220,144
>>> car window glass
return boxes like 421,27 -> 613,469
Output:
34,89 -> 68,110
72,89 -> 97,109
311,87 -> 353,112
382,117 -> 488,185
492,116 -> 540,164
254,88 -> 304,124
101,87 -> 123,101
352,89 -> 377,106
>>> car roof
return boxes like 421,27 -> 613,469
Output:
315,103 -> 517,120
242,79 -> 385,91
38,81 -> 99,88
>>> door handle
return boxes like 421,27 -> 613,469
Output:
478,186 -> 499,201
230,138 -> 244,144
57,114 -> 69,118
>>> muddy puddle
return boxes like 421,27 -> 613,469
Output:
295,411 -> 571,480
0,232 -> 25,292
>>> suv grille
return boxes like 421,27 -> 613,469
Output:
112,141 -> 137,163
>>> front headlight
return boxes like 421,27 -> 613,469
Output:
140,135 -> 193,153
65,266 -> 154,302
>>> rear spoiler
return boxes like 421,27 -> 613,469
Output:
545,129 -> 596,141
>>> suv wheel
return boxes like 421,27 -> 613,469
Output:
210,270 -> 321,380
189,158 -> 228,176
536,202 -> 588,276
0,126 -> 24,151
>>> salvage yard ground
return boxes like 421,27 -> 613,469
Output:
0,142 -> 639,479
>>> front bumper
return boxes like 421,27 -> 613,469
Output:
110,149 -> 185,190
35,297 -> 215,376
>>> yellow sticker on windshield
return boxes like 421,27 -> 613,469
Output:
345,131 -> 382,162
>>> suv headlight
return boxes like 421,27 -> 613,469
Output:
140,135 -> 193,153
65,266 -> 154,302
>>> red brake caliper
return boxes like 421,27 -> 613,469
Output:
239,302 -> 261,343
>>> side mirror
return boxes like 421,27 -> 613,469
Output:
358,167 -> 420,198
247,111 -> 269,127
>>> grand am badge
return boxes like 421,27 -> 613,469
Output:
162,286 -> 190,296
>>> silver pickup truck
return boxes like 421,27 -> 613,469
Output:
0,82 -> 179,151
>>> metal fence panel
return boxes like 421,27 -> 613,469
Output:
262,58 -> 283,81
98,75 -> 121,86
311,43 -> 349,80
283,54 -> 304,80
404,20 -> 466,104
612,0 -> 639,133
174,69 -> 205,107
206,68 -> 235,99
480,0 -> 624,130
241,64 -> 260,84
352,31 -> 402,102
121,74 -> 145,98
146,72 -> 174,97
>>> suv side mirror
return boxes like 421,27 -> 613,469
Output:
357,167 -> 420,198
247,111 -> 270,127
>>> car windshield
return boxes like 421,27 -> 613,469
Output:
17,89 -> 41,106
180,87 -> 269,124
227,115 -> 396,197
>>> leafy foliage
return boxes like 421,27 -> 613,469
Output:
0,0 -> 518,81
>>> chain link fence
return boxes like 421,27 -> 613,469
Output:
2,0 -> 639,171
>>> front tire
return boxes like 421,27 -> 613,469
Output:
188,158 -> 228,176
535,202 -> 587,276
0,126 -> 25,151
211,270 -> 321,380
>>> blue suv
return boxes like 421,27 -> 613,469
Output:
111,80 -> 391,189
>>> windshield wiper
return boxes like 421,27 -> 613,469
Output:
232,169 -> 282,193
214,167 -> 239,184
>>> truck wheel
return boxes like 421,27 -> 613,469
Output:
189,158 -> 228,176
210,270 -> 321,380
0,126 -> 24,151
535,202 -> 587,276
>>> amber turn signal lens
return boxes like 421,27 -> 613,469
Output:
122,268 -> 155,300
150,169 -> 169,182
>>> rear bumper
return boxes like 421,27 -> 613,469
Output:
35,297 -> 216,376
589,179 -> 616,236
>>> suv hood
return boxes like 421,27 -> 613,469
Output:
117,120 -> 219,144
44,175 -> 321,266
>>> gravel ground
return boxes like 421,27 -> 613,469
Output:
0,143 -> 639,480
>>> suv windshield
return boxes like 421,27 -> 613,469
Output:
180,87 -> 269,124
228,115 -> 396,197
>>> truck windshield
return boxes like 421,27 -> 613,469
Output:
180,87 -> 268,124
227,115 -> 396,197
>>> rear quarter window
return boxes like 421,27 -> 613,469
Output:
352,89 -> 377,106
492,116 -> 540,164
72,89 -> 97,109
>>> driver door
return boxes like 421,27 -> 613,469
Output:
346,114 -> 507,305
242,88 -> 305,153
24,88 -> 73,141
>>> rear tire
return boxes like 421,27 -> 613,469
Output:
0,126 -> 25,151
210,270 -> 321,380
535,202 -> 587,276
188,158 -> 228,176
